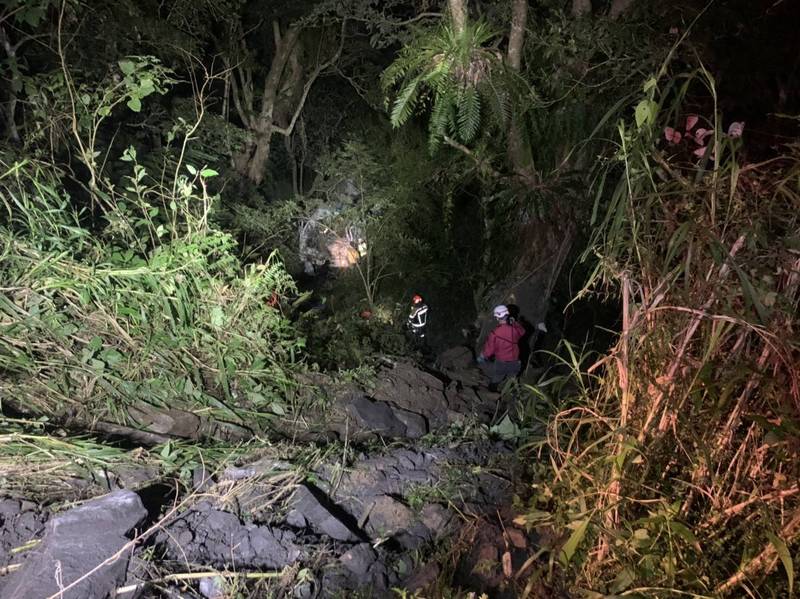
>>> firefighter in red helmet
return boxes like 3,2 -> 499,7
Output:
406,294 -> 429,341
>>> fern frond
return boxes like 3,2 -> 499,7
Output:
381,60 -> 409,92
457,87 -> 481,143
480,80 -> 511,131
390,74 -> 424,128
383,18 -> 504,149
428,91 -> 459,154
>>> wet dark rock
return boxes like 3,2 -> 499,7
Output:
316,443 -> 514,512
3,490 -> 146,599
392,408 -> 428,438
402,561 -> 441,593
339,542 -> 378,577
364,495 -> 415,539
439,346 -> 482,387
286,357 -> 509,442
288,485 -> 362,542
369,363 -> 451,429
438,346 -> 474,371
348,396 -> 407,436
419,503 -> 454,536
0,498 -> 47,569
158,506 -> 301,569
285,508 -> 307,528
321,545 -> 392,599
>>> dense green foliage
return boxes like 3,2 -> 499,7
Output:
1,0 -> 799,597
0,153 -> 302,431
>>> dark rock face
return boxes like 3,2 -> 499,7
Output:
401,561 -> 441,593
296,359 -> 502,443
363,495 -> 415,539
0,498 -> 47,569
348,396 -> 408,436
288,485 -> 363,542
157,502 -> 302,569
392,408 -> 428,438
2,490 -> 146,599
368,363 -> 451,430
334,542 -> 389,591
339,542 -> 377,576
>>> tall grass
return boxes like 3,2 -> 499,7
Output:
0,147 -> 304,441
520,69 -> 800,597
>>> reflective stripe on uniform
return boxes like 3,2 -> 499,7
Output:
409,305 -> 428,328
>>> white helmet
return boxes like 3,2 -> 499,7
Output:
492,304 -> 509,319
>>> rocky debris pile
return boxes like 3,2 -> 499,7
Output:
0,353 -> 495,452
294,359 -> 500,442
437,346 -> 484,387
161,442 -> 516,597
156,503 -> 303,570
0,356 -> 531,597
1,441 -> 521,598
37,357 -> 497,447
1,490 -> 146,599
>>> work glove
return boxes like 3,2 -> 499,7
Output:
536,322 -> 548,333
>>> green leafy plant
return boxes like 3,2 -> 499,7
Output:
382,20 -> 519,153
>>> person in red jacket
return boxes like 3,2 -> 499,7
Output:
477,304 -> 525,391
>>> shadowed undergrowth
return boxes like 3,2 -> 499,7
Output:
516,69 -> 800,597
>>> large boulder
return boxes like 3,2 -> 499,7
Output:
347,397 -> 408,437
475,216 -> 574,357
3,490 -> 147,599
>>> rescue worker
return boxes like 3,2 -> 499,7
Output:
406,294 -> 429,341
477,304 -> 525,391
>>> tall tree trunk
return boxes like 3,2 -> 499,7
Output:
0,26 -> 20,143
506,0 -> 535,184
448,0 -> 467,35
572,0 -> 592,17
475,0 -> 577,353
230,19 -> 345,186
507,0 -> 527,71
239,23 -> 301,184
609,0 -> 635,19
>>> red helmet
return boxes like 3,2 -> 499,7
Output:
412,294 -> 423,305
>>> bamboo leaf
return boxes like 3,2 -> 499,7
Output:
667,521 -> 698,545
731,262 -> 770,324
559,518 -> 590,566
634,99 -> 657,129
766,531 -> 793,594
